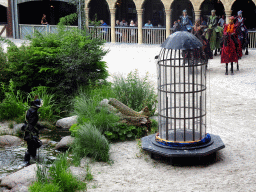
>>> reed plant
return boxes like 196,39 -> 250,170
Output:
71,123 -> 110,163
112,69 -> 157,116
29,152 -> 87,192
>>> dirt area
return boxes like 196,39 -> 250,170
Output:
83,44 -> 256,191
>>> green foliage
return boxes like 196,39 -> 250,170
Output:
73,85 -> 118,133
69,123 -> 79,137
29,152 -> 86,192
0,79 -> 28,120
71,123 -> 110,162
85,163 -> 93,181
29,182 -> 60,192
112,69 -> 157,116
150,119 -> 158,134
28,86 -> 61,122
104,123 -> 137,141
0,25 -> 108,109
58,13 -> 78,26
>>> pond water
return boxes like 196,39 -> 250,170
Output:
0,128 -> 71,183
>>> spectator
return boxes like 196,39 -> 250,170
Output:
41,14 -> 48,25
218,15 -> 226,27
116,20 -> 120,26
201,16 -> 207,27
100,20 -> 108,33
120,19 -> 128,27
130,20 -> 136,42
144,20 -> 153,27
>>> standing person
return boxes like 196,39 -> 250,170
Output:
120,18 -> 128,27
144,20 -> 153,27
218,15 -> 226,27
23,96 -> 44,166
130,20 -> 136,42
41,14 -> 48,25
221,16 -> 240,75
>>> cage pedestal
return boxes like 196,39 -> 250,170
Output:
141,134 -> 225,158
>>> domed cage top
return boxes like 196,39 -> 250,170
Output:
156,32 -> 209,148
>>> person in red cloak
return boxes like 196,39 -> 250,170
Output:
221,16 -> 242,75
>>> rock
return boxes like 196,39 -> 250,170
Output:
0,164 -> 37,189
55,136 -> 74,150
0,135 -> 22,147
41,139 -> 51,145
9,183 -> 29,192
69,166 -> 87,181
13,123 -> 24,134
56,116 -> 77,129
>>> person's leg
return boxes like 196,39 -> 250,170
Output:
231,62 -> 234,75
225,63 -> 228,75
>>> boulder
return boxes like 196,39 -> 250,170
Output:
0,135 -> 22,147
13,123 -> 24,134
69,166 -> 87,181
0,164 -> 37,189
56,116 -> 77,129
55,136 -> 74,150
9,183 -> 29,192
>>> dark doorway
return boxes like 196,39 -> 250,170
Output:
143,0 -> 165,27
200,0 -> 225,18
232,0 -> 256,30
115,0 -> 137,24
0,5 -> 7,24
18,1 -> 77,25
171,0 -> 194,26
89,0 -> 110,25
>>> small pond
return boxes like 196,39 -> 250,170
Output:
0,128 -> 71,184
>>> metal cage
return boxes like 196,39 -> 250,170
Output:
156,32 -> 207,144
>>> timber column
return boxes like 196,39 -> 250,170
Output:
225,10 -> 232,24
165,9 -> 171,38
137,9 -> 143,44
84,8 -> 89,28
194,10 -> 201,21
110,8 -> 116,43
7,0 -> 13,37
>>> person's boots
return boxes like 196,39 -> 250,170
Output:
237,62 -> 239,71
225,63 -> 228,75
24,151 -> 31,167
231,62 -> 234,75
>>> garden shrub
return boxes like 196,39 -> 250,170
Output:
0,79 -> 28,120
29,152 -> 86,192
71,123 -> 110,162
112,69 -> 157,116
0,25 -> 108,109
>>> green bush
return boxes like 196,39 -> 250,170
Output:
112,69 -> 157,116
0,25 -> 108,108
0,79 -> 28,120
73,85 -> 118,133
28,86 -> 61,122
29,182 -> 60,192
29,152 -> 86,192
71,123 -> 110,162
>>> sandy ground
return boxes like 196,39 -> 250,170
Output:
2,40 -> 256,191
84,43 -> 256,192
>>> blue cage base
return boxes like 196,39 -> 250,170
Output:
141,133 -> 225,164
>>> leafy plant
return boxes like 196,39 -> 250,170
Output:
85,163 -> 93,181
71,123 -> 110,162
0,79 -> 28,120
29,152 -> 86,192
112,69 -> 157,116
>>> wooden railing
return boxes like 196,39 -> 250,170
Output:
0,25 -> 7,37
18,24 -> 256,48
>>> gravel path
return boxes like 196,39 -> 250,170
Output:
1,39 -> 256,192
